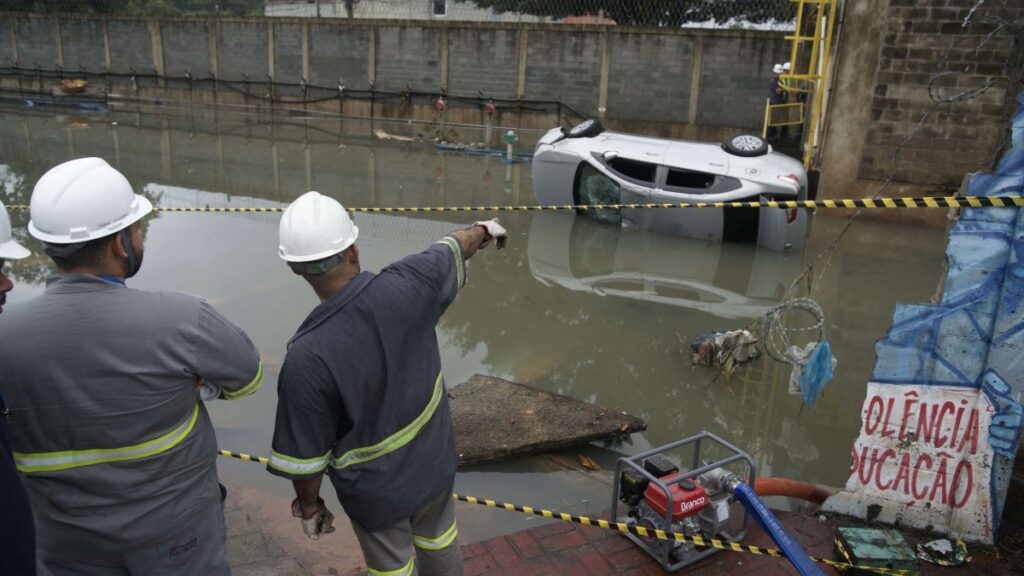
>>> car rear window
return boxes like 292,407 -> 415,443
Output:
607,158 -> 657,184
666,168 -> 716,190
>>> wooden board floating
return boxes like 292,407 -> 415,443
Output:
450,374 -> 647,466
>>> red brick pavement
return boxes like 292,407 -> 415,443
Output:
461,510 -> 1017,575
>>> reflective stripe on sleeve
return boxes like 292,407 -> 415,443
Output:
367,557 -> 415,576
434,237 -> 466,291
267,449 -> 331,476
413,520 -> 458,551
223,362 -> 264,400
14,401 -> 200,473
332,372 -> 444,471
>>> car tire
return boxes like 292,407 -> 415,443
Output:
723,134 -> 769,157
565,118 -> 605,139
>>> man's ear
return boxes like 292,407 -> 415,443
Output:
348,245 -> 360,265
109,232 -> 128,261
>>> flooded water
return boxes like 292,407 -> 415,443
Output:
0,104 -> 949,551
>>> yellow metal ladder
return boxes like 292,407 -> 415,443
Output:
763,0 -> 839,170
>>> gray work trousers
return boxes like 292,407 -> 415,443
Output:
36,501 -> 230,576
352,486 -> 463,576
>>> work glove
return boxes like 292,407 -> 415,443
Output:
473,218 -> 508,250
291,497 -> 336,540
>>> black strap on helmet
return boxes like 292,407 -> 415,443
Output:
288,251 -> 346,276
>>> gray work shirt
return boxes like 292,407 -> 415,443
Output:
268,238 -> 465,531
0,274 -> 262,561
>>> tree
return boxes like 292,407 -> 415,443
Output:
457,0 -> 795,27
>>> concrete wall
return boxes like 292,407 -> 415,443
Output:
820,0 -> 1019,220
265,0 -> 547,23
0,13 -> 787,133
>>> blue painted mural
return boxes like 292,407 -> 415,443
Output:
824,95 -> 1024,543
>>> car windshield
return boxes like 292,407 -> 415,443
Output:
575,164 -> 621,225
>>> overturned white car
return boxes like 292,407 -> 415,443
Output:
532,119 -> 811,251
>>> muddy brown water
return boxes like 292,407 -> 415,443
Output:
0,105 -> 948,553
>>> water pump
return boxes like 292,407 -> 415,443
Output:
612,432 -> 754,572
612,431 -> 824,576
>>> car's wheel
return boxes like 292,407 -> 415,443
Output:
723,134 -> 768,157
565,118 -> 605,139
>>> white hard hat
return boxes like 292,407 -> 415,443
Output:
772,64 -> 784,74
279,191 -> 359,262
28,158 -> 152,245
783,62 -> 792,71
0,200 -> 30,260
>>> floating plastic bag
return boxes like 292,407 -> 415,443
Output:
799,340 -> 835,408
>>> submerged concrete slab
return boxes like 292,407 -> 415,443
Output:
450,374 -> 647,466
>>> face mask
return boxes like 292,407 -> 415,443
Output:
120,229 -> 144,278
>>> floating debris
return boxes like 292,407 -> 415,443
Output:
690,329 -> 760,376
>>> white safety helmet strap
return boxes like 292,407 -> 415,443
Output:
0,201 -> 30,261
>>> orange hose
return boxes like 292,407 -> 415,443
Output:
753,477 -> 833,506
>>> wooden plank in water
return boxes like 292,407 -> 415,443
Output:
450,374 -> 647,466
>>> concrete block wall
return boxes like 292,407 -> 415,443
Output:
308,23 -> 369,89
1,14 -> 789,132
525,30 -> 604,116
272,22 -> 303,83
216,21 -> 268,84
857,0 -> 1016,187
608,32 -> 694,123
448,28 -> 519,98
13,17 -> 60,69
698,35 -> 787,129
375,26 -> 443,93
105,19 -> 154,88
162,21 -> 212,79
0,20 -> 14,65
59,18 -> 106,73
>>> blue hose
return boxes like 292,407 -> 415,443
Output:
732,481 -> 825,576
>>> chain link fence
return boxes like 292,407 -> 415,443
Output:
2,0 -> 797,28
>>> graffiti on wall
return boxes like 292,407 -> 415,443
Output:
823,96 -> 1024,543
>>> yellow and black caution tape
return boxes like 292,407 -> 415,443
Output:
452,493 -> 911,575
218,449 -> 269,465
6,195 -> 1024,214
215,449 -> 910,575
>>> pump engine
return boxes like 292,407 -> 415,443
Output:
612,433 -> 754,572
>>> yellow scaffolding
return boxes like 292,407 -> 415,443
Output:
762,0 -> 839,170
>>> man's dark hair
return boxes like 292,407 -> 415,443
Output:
49,233 -> 117,271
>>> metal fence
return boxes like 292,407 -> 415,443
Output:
2,0 -> 797,28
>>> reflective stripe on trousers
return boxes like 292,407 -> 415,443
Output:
14,402 -> 200,473
368,558 -> 415,576
413,520 -> 458,551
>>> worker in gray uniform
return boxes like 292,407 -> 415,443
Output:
267,191 -> 506,576
0,158 -> 263,576
0,200 -> 36,575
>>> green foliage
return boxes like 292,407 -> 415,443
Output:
1,0 -> 266,17
456,0 -> 796,26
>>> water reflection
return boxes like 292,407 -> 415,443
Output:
0,104 -> 951,543
528,212 -> 802,319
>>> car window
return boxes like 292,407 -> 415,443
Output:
666,168 -> 716,190
606,158 -> 657,184
574,163 -> 621,226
